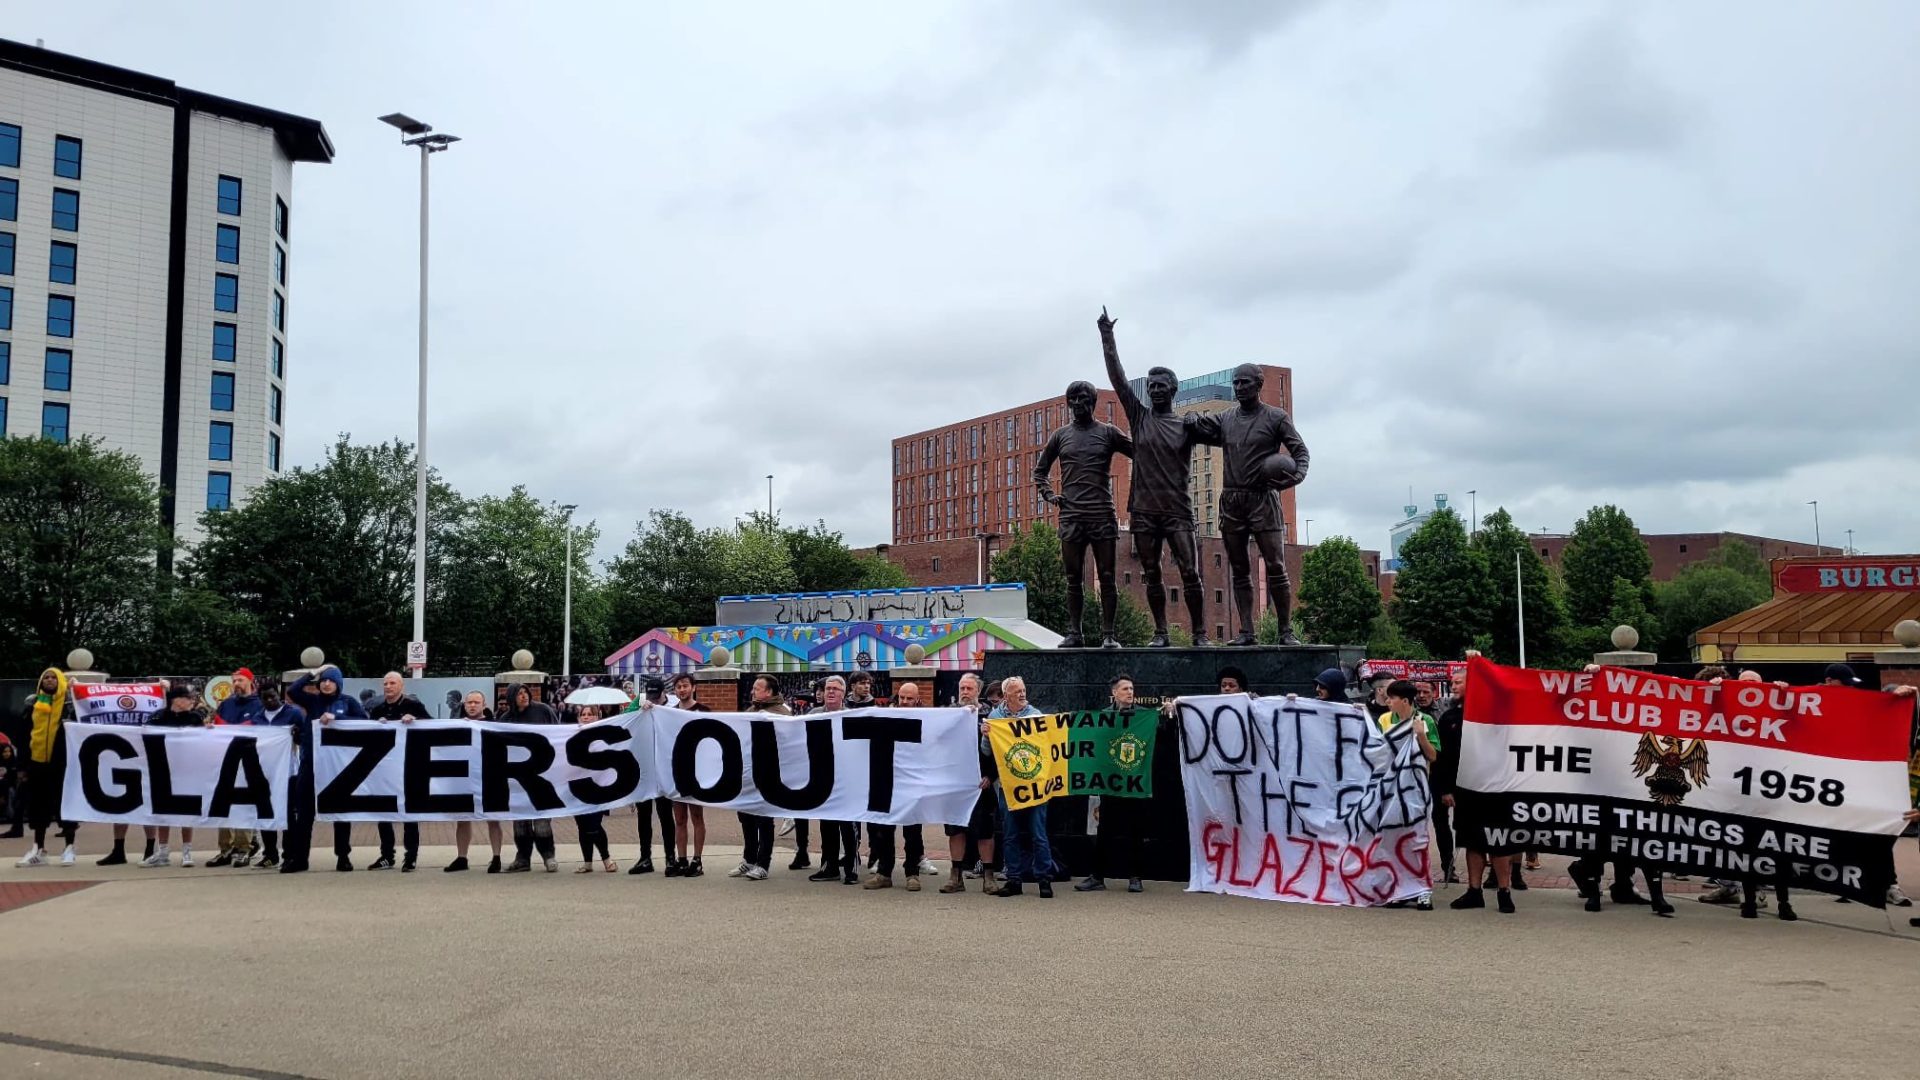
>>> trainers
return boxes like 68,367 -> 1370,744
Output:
368,855 -> 395,871
59,845 -> 77,867
728,861 -> 752,878
1038,880 -> 1053,899
444,857 -> 469,873
208,851 -> 235,868
629,858 -> 655,875
1888,885 -> 1914,908
788,853 -> 811,870
181,847 -> 195,868
1074,876 -> 1106,892
140,848 -> 170,868
401,857 -> 416,873
863,873 -> 893,890
487,856 -> 502,874
939,875 -> 966,894
663,860 -> 685,878
1495,889 -> 1515,914
504,860 -> 530,873
906,876 -> 922,892
336,856 -> 354,872
97,849 -> 128,866
777,819 -> 796,837
542,857 -> 559,873
1127,878 -> 1144,893
841,867 -> 860,885
807,867 -> 839,882
685,858 -> 705,878
1448,888 -> 1485,910
1698,883 -> 1740,905
1416,892 -> 1434,911
257,856 -> 279,869
745,865 -> 769,881
233,852 -> 253,868
16,845 -> 44,867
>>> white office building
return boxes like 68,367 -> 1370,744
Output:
0,40 -> 331,547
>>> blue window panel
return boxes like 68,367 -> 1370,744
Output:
0,396 -> 7,435
217,175 -> 242,216
274,196 -> 288,240
269,432 -> 281,471
52,189 -> 79,231
213,273 -> 238,312
42,402 -> 69,443
207,471 -> 232,510
45,348 -> 71,392
209,421 -> 233,461
270,384 -> 282,424
272,291 -> 284,331
210,371 -> 235,412
47,294 -> 74,337
0,123 -> 19,168
0,340 -> 9,384
53,136 -> 82,180
0,178 -> 14,221
215,224 -> 240,263
271,337 -> 283,378
212,322 -> 236,362
0,230 -> 12,275
50,240 -> 76,284
274,244 -> 285,285
0,285 -> 10,330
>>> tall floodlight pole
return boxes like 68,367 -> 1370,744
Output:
1807,500 -> 1820,550
379,113 -> 460,675
1515,550 -> 1526,669
560,504 -> 577,679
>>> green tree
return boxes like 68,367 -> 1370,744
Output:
604,510 -> 731,636
1602,576 -> 1662,657
1295,536 -> 1382,646
1470,508 -> 1567,664
1390,509 -> 1493,659
186,437 -> 459,676
1653,564 -> 1770,661
988,523 -> 1070,633
851,554 -> 911,589
432,487 -> 608,675
132,576 -> 270,674
0,437 -> 168,674
1699,537 -> 1770,586
1082,592 -> 1154,646
717,517 -> 798,596
1367,615 -> 1432,660
1561,505 -> 1653,627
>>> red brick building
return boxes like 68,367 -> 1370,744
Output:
1529,531 -> 1840,582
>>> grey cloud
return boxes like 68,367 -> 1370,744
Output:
1074,0 -> 1328,57
1452,259 -> 1796,329
1148,220 -> 1419,309
1513,19 -> 1695,160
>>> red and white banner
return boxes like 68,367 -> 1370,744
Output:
1358,659 -> 1464,682
69,681 -> 167,726
1457,658 -> 1910,904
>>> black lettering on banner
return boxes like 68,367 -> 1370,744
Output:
841,715 -> 923,813
1177,702 -> 1211,764
567,725 -> 641,804
405,726 -> 475,815
480,729 -> 563,813
79,731 -> 142,815
143,731 -> 204,816
672,718 -> 743,803
208,735 -> 275,819
316,727 -> 399,815
750,718 -> 833,812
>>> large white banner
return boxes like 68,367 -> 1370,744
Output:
314,714 -> 660,822
61,723 -> 295,829
650,706 -> 981,825
1175,694 -> 1432,906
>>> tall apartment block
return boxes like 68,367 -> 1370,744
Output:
0,40 -> 332,547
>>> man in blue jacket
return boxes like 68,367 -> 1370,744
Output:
287,665 -> 366,871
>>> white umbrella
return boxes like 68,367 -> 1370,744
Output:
564,685 -> 632,707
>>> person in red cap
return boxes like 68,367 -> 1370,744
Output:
211,667 -> 267,866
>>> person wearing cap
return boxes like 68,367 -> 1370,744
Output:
1312,667 -> 1348,703
140,684 -> 206,867
627,678 -> 679,876
210,668 -> 267,867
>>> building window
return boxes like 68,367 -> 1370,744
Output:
269,432 -> 281,471
49,240 -> 76,284
214,273 -> 238,312
1124,571 -> 1132,585
207,471 -> 232,510
47,294 -> 74,337
274,244 -> 286,285
0,177 -> 15,220
42,402 -> 69,443
274,196 -> 288,240
44,348 -> 72,392
1214,588 -> 1224,604
270,384 -> 282,424
213,322 -> 236,362
1539,547 -> 1549,557
0,285 -> 10,330
1213,552 -> 1222,568
0,123 -> 18,168
217,176 -> 242,216
932,557 -> 941,573
53,136 -> 82,180
1171,587 -> 1181,603
209,420 -> 234,461
0,340 -> 9,384
52,189 -> 79,231
1679,544 -> 1688,554
1215,624 -> 1227,640
210,371 -> 235,411
271,338 -> 283,378
216,224 -> 240,263
0,230 -> 11,275
271,291 -> 284,331
0,395 -> 6,434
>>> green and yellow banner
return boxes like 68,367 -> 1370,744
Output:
989,709 -> 1159,810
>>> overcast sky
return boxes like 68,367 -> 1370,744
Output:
23,1 -> 1920,562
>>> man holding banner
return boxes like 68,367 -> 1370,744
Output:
987,676 -> 1054,898
1075,674 -> 1160,894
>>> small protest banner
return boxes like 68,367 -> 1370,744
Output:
988,713 -> 1069,810
1175,694 -> 1431,906
1456,657 -> 1912,905
61,723 -> 294,829
1057,708 -> 1158,798
69,681 -> 167,726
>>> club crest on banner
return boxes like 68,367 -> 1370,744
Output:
1004,740 -> 1044,781
1109,731 -> 1147,771
1632,734 -> 1709,806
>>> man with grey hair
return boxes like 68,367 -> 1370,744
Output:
988,676 -> 1053,898
941,672 -> 999,894
807,675 -> 861,885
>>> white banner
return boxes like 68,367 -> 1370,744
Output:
1175,694 -> 1432,906
650,706 -> 981,825
314,714 -> 660,822
69,681 -> 166,726
61,722 -> 294,829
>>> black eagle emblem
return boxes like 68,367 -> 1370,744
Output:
1631,735 -> 1709,807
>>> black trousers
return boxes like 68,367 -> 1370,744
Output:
868,823 -> 924,877
1096,796 -> 1150,880
738,812 -> 775,869
283,759 -> 313,869
514,819 -> 555,862
636,797 -> 676,862
576,812 -> 610,862
378,822 -> 419,860
792,818 -> 811,856
818,820 -> 857,870
1431,801 -> 1455,873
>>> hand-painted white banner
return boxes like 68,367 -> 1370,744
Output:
1175,694 -> 1431,906
650,706 -> 981,825
61,722 -> 294,829
70,681 -> 166,726
314,714 -> 659,822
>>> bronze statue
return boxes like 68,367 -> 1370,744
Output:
1218,363 -> 1310,645
1034,380 -> 1134,648
1098,308 -> 1222,646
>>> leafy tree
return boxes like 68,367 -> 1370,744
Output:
1390,508 -> 1493,659
1367,615 -> 1432,661
604,510 -> 731,636
1295,536 -> 1382,646
717,517 -> 798,596
1698,537 -> 1770,587
1654,564 -> 1770,661
852,554 -> 911,589
1082,592 -> 1154,647
132,576 -> 269,674
187,437 -> 459,676
1561,505 -> 1653,626
1470,508 -> 1567,664
0,437 -> 168,674
988,523 -> 1070,633
1605,576 -> 1662,657
432,487 -> 608,675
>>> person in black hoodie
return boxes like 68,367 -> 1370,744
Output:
256,680 -> 308,871
288,663 -> 367,871
502,684 -> 560,873
365,671 -> 428,870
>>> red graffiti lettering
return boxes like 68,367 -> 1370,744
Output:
1393,830 -> 1431,883
1279,837 -> 1316,899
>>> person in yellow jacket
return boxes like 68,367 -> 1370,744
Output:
16,668 -> 78,867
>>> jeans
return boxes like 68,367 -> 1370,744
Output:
378,822 -> 420,861
997,789 -> 1051,884
513,819 -> 555,863
868,824 -> 924,877
738,812 -> 775,869
818,820 -> 858,871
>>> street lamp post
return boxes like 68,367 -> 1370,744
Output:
1304,519 -> 1313,545
1807,500 -> 1821,550
766,474 -> 774,523
560,504 -> 577,679
1467,489 -> 1477,535
379,112 -> 460,676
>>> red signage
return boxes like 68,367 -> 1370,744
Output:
1775,559 -> 1920,593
